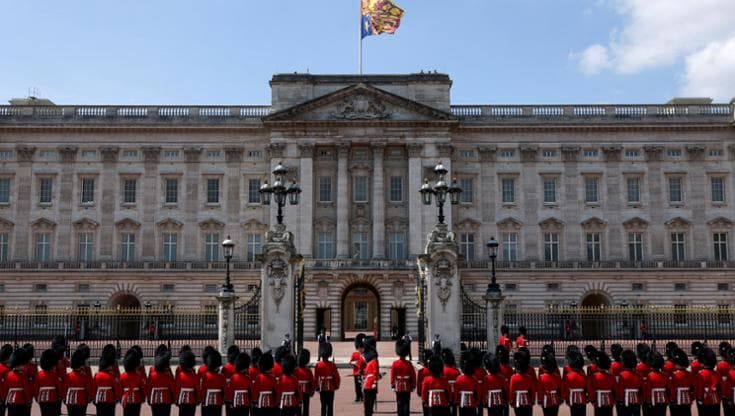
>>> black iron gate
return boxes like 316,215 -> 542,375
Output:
461,286 -> 487,351
416,271 -> 427,359
293,258 -> 306,353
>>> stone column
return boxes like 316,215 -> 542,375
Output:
99,147 -> 119,260
485,289 -> 505,355
686,145 -> 707,259
217,288 -> 238,354
336,144 -> 350,258
57,146 -> 78,260
561,147 -> 581,259
602,146 -> 624,258
183,148 -> 202,260
141,147 -> 161,261
371,143 -> 386,258
644,146 -> 665,260
224,147 -> 244,228
417,224 -> 461,353
13,146 -> 35,260
298,144 -> 315,258
260,224 -> 302,351
408,144 -> 424,258
520,146 -> 540,260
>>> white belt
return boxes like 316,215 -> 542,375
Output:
279,391 -> 296,409
95,386 -> 112,403
487,389 -> 503,407
66,387 -> 85,404
150,387 -> 168,404
38,386 -> 55,403
650,387 -> 666,405
6,388 -> 24,404
515,390 -> 530,407
298,380 -> 310,393
543,390 -> 559,408
624,388 -> 639,406
428,389 -> 445,407
676,387 -> 690,405
568,388 -> 584,405
178,387 -> 194,404
233,390 -> 249,407
459,391 -> 474,408
204,389 -> 220,406
596,389 -> 612,407
258,391 -> 274,408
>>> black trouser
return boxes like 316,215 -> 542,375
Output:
568,404 -> 586,416
593,406 -> 613,416
542,406 -> 559,416
96,403 -> 115,416
152,404 -> 172,416
280,407 -> 300,416
669,405 -> 691,416
123,404 -> 142,416
396,392 -> 411,416
486,408 -> 503,416
202,405 -> 223,416
179,404 -> 197,416
363,389 -> 377,416
320,391 -> 335,416
39,403 -> 59,416
646,404 -> 666,416
353,375 -> 363,401
252,409 -> 278,416
616,404 -> 641,416
6,405 -> 28,416
66,405 -> 87,416
724,402 -> 735,416
458,408 -> 475,416
429,406 -> 450,416
301,395 -> 310,416
511,407 -> 531,416
698,404 -> 720,416
228,406 -> 250,416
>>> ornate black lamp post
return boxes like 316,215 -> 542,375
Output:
222,236 -> 235,292
420,162 -> 462,224
486,237 -> 501,294
259,161 -> 302,225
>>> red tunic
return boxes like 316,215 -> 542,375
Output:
62,369 -> 94,406
587,370 -> 615,408
276,374 -> 302,409
252,372 -> 277,409
721,369 -> 735,404
636,362 -> 651,380
314,360 -> 340,392
509,372 -> 535,408
473,367 -> 489,392
669,368 -> 694,406
248,366 -> 261,380
390,358 -> 416,393
294,367 -> 314,396
120,371 -> 146,407
56,357 -> 70,377
362,359 -> 380,391
498,336 -> 513,352
416,367 -> 430,398
500,364 -> 514,381
93,370 -> 121,404
610,361 -> 624,379
717,361 -> 732,379
537,371 -> 562,408
421,375 -> 450,408
443,365 -> 460,400
349,352 -> 366,376
2,369 -> 34,405
586,363 -> 599,378
561,369 -> 587,405
174,368 -> 200,405
690,360 -> 702,375
662,360 -> 676,378
643,369 -> 669,405
482,373 -> 507,408
694,368 -> 720,405
515,336 -> 528,350
197,365 -> 208,376
272,363 -> 283,382
199,371 -> 226,407
225,373 -> 252,408
615,370 -> 642,406
147,367 -> 175,405
35,369 -> 62,404
453,374 -> 479,409
222,363 -> 236,382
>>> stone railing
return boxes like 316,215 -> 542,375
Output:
458,259 -> 735,270
0,105 -> 272,123
0,260 -> 262,271
304,258 -> 416,269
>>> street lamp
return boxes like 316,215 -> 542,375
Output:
419,162 -> 462,224
259,161 -> 302,225
486,237 -> 501,294
222,236 -> 235,292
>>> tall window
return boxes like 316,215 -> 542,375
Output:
459,178 -> 474,203
586,232 -> 601,261
81,178 -> 95,203
35,233 -> 52,262
543,178 -> 556,203
387,233 -> 406,260
121,233 -> 135,262
205,233 -> 220,261
123,179 -> 137,203
163,233 -> 177,262
165,178 -> 178,204
352,232 -> 369,260
669,177 -> 683,203
353,176 -> 368,203
626,177 -> 641,203
711,177 -> 725,203
544,232 -> 559,261
714,233 -> 728,261
206,178 -> 220,203
0,178 -> 9,203
78,233 -> 93,262
316,232 -> 335,259
39,178 -> 53,203
0,233 -> 8,262
459,233 -> 476,260
248,179 -> 261,203
389,177 -> 403,202
671,233 -> 686,261
502,233 -> 518,261
584,177 -> 599,203
501,178 -> 515,203
246,234 -> 262,261
628,232 -> 643,261
318,177 -> 332,202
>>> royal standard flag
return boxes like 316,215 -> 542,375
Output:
361,0 -> 405,39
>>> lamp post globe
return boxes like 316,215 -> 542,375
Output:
419,161 -> 462,225
486,237 -> 501,294
259,161 -> 300,225
222,235 -> 235,292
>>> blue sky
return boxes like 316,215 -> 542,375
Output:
2,0 -> 733,105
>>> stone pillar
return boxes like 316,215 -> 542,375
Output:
141,147 -> 161,261
183,148 -> 202,260
561,147 -> 581,259
261,224 -> 302,351
57,146 -> 78,260
14,146 -> 35,260
418,223 -> 461,353
99,147 -> 118,260
224,147 -> 244,228
602,146 -> 623,258
485,289 -> 505,355
408,144 -> 424,258
686,145 -> 707,259
298,144 -> 315,258
217,288 -> 238,354
644,146 -> 665,260
336,144 -> 350,258
520,146 -> 540,260
371,143 -> 386,258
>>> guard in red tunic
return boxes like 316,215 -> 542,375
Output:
454,351 -> 479,416
120,350 -> 146,416
62,349 -> 94,416
585,345 -> 600,378
690,342 -> 704,376
223,346 -> 240,384
718,342 -> 732,380
226,352 -> 252,416
610,344 -> 624,381
0,344 -> 13,416
2,349 -> 33,416
294,350 -> 313,416
663,342 -> 679,378
148,351 -> 176,416
538,352 -> 562,416
35,349 -> 61,416
668,348 -> 694,416
643,352 -> 670,416
694,348 -> 720,416
615,350 -> 643,416
498,326 -> 513,353
249,348 -> 262,381
200,350 -> 226,416
175,350 -> 201,416
51,336 -> 69,377
421,356 -> 450,416
721,349 -> 735,416
314,342 -> 340,416
509,350 -> 535,416
587,352 -> 615,416
272,347 -> 289,383
441,348 -> 460,416
496,346 -> 514,381
349,334 -> 366,402
198,346 -> 216,377
276,355 -> 302,416
390,339 -> 416,416
636,343 -> 652,381
482,353 -> 507,416
21,344 -> 37,387
416,350 -> 433,416
515,327 -> 528,351
251,352 -> 277,416
470,348 -> 489,416
561,351 -> 587,416
362,337 -> 380,416
93,352 -> 121,416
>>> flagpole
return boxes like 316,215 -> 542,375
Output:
358,0 -> 363,74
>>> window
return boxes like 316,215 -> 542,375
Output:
459,233 -> 475,260
248,150 -> 262,159
546,283 -> 560,291
39,150 -> 56,159
0,178 -> 9,203
246,234 -> 262,262
389,177 -> 403,202
501,178 -> 515,203
77,284 -> 90,293
500,150 -> 515,158
674,283 -> 687,291
710,149 -> 723,157
121,233 -> 135,262
316,232 -> 335,259
628,232 -> 643,261
584,149 -> 598,158
667,148 -> 682,157
164,178 -> 178,204
674,304 -> 687,324
544,233 -> 559,261
718,304 -> 731,324
81,178 -> 95,203
542,178 -> 556,203
352,232 -> 369,260
206,150 -> 221,158
34,284 -> 48,292
163,233 -> 177,262
505,283 -> 517,291
353,176 -> 368,203
459,150 -> 475,158
624,149 -> 640,158
586,232 -> 601,261
78,233 -> 94,262
206,178 -> 220,203
0,233 -> 8,262
123,179 -> 136,204
204,284 -> 218,293
204,233 -> 220,261
714,233 -> 728,261
35,233 -> 52,262
354,301 -> 368,330
584,177 -> 599,203
81,150 -> 97,158
163,150 -> 180,159
711,177 -> 725,203
718,283 -> 730,291
387,233 -> 406,261
459,178 -> 474,203
318,177 -> 332,202
671,233 -> 686,261
248,179 -> 261,203
542,150 -> 556,158
39,178 -> 53,204
0,150 -> 14,160
626,177 -> 641,203
162,284 -> 175,293
122,150 -> 138,158
632,283 -> 645,291
669,177 -> 683,203
502,233 -> 518,261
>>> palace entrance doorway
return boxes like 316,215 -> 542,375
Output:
341,284 -> 379,340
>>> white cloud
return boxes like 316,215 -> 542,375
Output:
572,44 -> 612,75
681,35 -> 735,101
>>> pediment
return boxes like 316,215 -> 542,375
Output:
156,217 -> 183,230
31,217 -> 57,229
241,219 -> 268,232
263,83 -> 456,124
539,217 -> 565,230
580,217 -> 607,230
454,218 -> 482,231
496,217 -> 523,230
199,218 -> 226,230
115,218 -> 141,230
73,217 -> 100,229
0,217 -> 14,228
665,216 -> 692,229
707,216 -> 734,228
623,216 -> 649,229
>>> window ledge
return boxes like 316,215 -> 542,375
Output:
584,202 -> 600,207
669,203 -> 684,208
121,202 -> 137,208
0,202 -> 10,207
542,202 -> 558,208
501,202 -> 516,208
37,202 -> 53,208
627,202 -> 642,207
205,202 -> 221,208
80,202 -> 95,208
163,202 -> 178,208
712,201 -> 727,207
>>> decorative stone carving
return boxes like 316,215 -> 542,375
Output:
433,256 -> 454,309
156,218 -> 184,230
298,144 -> 315,159
100,147 -> 119,163
665,216 -> 692,230
337,144 -> 350,158
58,146 -> 78,163
685,145 -> 706,162
580,217 -> 607,231
0,217 -> 14,231
267,255 -> 288,307
72,217 -> 100,230
241,219 -> 268,233
520,145 -> 538,162
643,145 -> 664,162
623,217 -> 649,230
184,147 -> 202,163
224,147 -> 244,163
332,95 -> 389,120
561,146 -> 580,162
115,218 -> 141,231
601,146 -> 622,162
15,146 -> 36,162
392,280 -> 405,299
707,216 -> 734,229
454,218 -> 481,232
198,218 -> 226,230
142,147 -> 161,163
539,217 -> 565,231
266,144 -> 284,159
407,143 -> 423,158
478,146 -> 497,162
370,142 -> 386,158
425,223 -> 457,254
497,217 -> 523,231
265,223 -> 294,246
31,217 -> 57,230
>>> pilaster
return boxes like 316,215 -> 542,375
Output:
644,146 -> 665,259
407,143 -> 424,257
336,144 -> 350,258
13,146 -> 35,259
224,147 -> 243,231
298,144 -> 315,257
217,289 -> 238,354
99,147 -> 119,259
183,147 -> 202,260
371,143 -> 386,259
141,147 -> 160,260
57,146 -> 78,260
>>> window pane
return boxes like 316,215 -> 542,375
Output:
0,179 -> 9,203
502,233 -> 518,261
352,232 -> 369,260
669,178 -> 682,202
39,178 -> 52,203
35,233 -> 51,262
388,233 -> 405,260
207,179 -> 220,203
544,233 -> 559,261
165,179 -> 178,203
354,176 -> 368,202
123,179 -> 136,203
163,233 -> 177,262
714,233 -> 728,261
248,179 -> 261,203
0,233 -> 8,262
121,234 -> 135,262
586,232 -> 601,261
316,232 -> 335,259
81,178 -> 95,203
389,177 -> 403,202
247,234 -> 262,261
585,177 -> 599,203
459,179 -> 473,203
318,177 -> 332,202
78,233 -> 93,262
459,233 -> 475,260
627,177 -> 640,203
543,178 -> 556,203
205,233 -> 220,261
628,233 -> 643,261
712,177 -> 725,202
671,233 -> 685,261
502,179 -> 515,203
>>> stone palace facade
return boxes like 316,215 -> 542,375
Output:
0,73 -> 733,340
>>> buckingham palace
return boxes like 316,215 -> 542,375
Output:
0,73 -> 733,340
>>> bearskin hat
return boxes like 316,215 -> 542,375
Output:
202,345 -> 215,362
596,351 -> 611,370
155,352 -> 171,373
39,349 -> 58,371
0,344 -> 14,363
227,345 -> 241,364
672,348 -> 689,368
235,352 -> 251,373
484,353 -> 501,374
153,344 -> 168,358
621,349 -> 637,370
22,343 -> 34,359
98,352 -> 116,371
691,341 -> 704,357
259,351 -> 274,373
130,345 -> 142,360
205,350 -> 222,372
719,341 -> 732,358
496,346 -> 510,365
250,347 -> 262,365
275,346 -> 290,363
179,344 -> 192,355
541,352 -> 558,374
428,355 -> 444,377
71,349 -> 87,370
179,350 -> 195,370
727,348 -> 735,366
319,342 -> 333,359
460,349 -> 477,375
584,345 -> 598,360
565,345 -> 580,359
51,335 -> 67,354
636,343 -> 650,362
102,344 -> 116,356
541,344 -> 555,357
395,339 -> 410,358
123,350 -> 141,373
297,349 -> 311,368
514,350 -> 530,373
665,341 -> 678,359
355,333 -> 366,350
362,336 -> 377,353
610,343 -> 623,360
421,349 -> 434,366
567,351 -> 584,370
500,325 -> 509,335
700,348 -> 717,369
441,348 -> 456,367
281,354 -> 296,376
9,349 -> 27,369
518,326 -> 527,336
648,351 -> 664,370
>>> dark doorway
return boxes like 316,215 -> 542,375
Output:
341,284 -> 380,340
108,293 -> 141,339
390,308 -> 406,340
315,308 -> 332,340
580,293 -> 611,339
